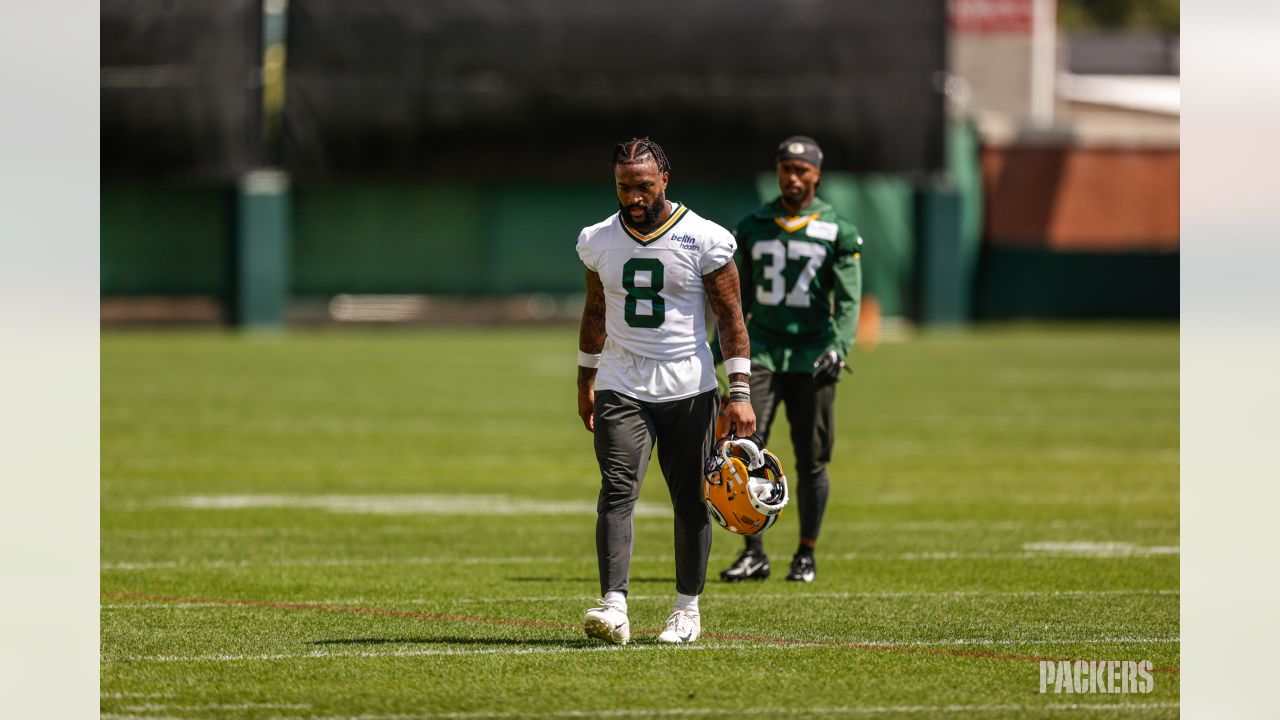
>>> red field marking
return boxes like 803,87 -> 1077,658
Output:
104,592 -> 569,631
700,630 -> 1181,674
103,591 -> 1180,674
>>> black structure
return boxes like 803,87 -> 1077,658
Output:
101,0 -> 947,180
101,0 -> 262,179
283,0 -> 946,179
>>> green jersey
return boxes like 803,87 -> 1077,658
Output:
731,196 -> 862,374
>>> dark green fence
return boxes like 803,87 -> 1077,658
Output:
102,124 -> 1174,322
976,249 -> 1178,319
101,176 -> 918,314
101,182 -> 232,295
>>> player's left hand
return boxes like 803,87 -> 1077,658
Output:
812,350 -> 846,384
723,400 -> 756,438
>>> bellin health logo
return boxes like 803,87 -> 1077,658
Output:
1039,660 -> 1154,694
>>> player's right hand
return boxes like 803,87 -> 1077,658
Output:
577,387 -> 595,432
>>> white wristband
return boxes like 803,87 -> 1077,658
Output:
577,350 -> 601,368
724,357 -> 751,377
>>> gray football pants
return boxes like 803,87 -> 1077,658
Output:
593,389 -> 718,598
742,367 -> 836,554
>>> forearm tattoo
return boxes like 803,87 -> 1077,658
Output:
703,263 -> 750,371
579,269 -> 607,387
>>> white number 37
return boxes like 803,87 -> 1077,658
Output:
751,239 -> 827,308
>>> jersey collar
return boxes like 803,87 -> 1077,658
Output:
754,196 -> 833,223
618,202 -> 689,245
773,213 -> 821,233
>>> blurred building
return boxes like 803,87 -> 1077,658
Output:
948,0 -> 1178,319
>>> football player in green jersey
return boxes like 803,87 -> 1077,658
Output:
717,135 -> 862,583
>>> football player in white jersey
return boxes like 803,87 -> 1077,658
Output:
576,137 -> 756,645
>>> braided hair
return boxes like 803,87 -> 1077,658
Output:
612,137 -> 671,173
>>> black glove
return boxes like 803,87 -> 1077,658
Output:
812,350 -> 845,384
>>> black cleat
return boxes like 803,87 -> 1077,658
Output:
719,550 -> 771,582
785,554 -> 816,582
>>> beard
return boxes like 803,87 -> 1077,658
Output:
619,192 -> 666,229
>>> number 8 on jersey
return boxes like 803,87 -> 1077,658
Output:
623,258 -> 665,328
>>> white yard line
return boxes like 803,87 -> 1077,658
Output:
107,527 -> 348,539
854,637 -> 1180,647
1021,542 -> 1180,557
101,705 -> 1181,720
101,588 -> 1179,610
103,603 -> 241,609
104,636 -> 1178,664
229,702 -> 1183,719
825,519 -> 1178,531
148,494 -> 672,517
101,556 -> 589,570
122,703 -> 311,711
103,519 -> 1179,538
868,493 -> 1177,506
102,547 -> 1179,571
836,545 -> 1180,560
105,643 -> 741,663
390,588 -> 1180,603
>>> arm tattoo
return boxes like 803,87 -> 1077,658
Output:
703,263 -> 750,373
578,269 -> 607,387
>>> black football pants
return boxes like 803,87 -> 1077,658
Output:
742,367 -> 836,555
593,389 -> 718,598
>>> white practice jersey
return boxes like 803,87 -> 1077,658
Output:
577,202 -> 736,403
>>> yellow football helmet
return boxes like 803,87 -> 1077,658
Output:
702,438 -> 789,535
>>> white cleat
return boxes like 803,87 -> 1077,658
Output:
656,609 -> 701,644
583,600 -> 630,645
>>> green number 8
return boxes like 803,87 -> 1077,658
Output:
622,258 -> 665,328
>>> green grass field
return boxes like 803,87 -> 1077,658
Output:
101,323 -> 1179,719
